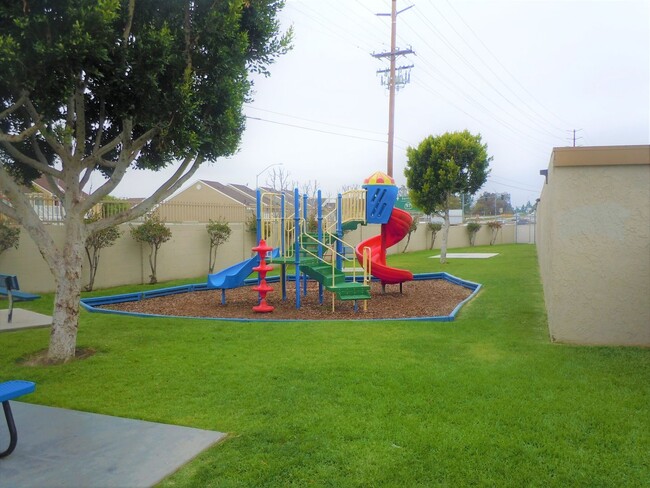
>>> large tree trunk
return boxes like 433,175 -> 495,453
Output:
440,208 -> 450,264
48,218 -> 85,362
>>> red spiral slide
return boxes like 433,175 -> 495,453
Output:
355,207 -> 414,285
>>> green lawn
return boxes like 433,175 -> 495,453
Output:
1,244 -> 648,487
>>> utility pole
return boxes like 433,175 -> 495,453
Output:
567,128 -> 583,147
373,2 -> 414,178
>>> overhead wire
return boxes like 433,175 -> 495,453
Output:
399,9 -> 565,143
422,2 -> 567,137
443,0 -> 574,130
287,2 -> 377,53
413,54 -> 553,149
245,115 -> 409,151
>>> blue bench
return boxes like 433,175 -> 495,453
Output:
0,274 -> 40,301
0,380 -> 36,457
0,275 -> 40,324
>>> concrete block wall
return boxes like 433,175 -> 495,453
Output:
1,219 -> 529,294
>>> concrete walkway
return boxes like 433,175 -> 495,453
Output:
0,309 -> 52,332
0,402 -> 226,487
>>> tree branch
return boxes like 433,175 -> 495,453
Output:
79,167 -> 93,191
183,1 -> 193,70
30,137 -> 49,165
0,200 -> 19,222
0,164 -> 60,272
89,153 -> 204,232
0,140 -> 61,176
0,93 -> 28,120
65,94 -> 74,154
74,81 -> 86,160
92,97 -> 106,153
80,123 -> 161,213
82,132 -> 123,168
44,173 -> 64,201
23,98 -> 72,165
0,124 -> 40,142
123,0 -> 135,43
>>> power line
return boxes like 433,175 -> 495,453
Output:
402,7 -> 566,142
442,0 -> 574,130
287,2 -> 377,53
245,105 -> 414,145
246,105 -> 384,136
245,115 -> 408,150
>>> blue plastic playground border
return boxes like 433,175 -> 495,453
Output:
80,273 -> 481,323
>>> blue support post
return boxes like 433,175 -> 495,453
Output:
281,194 -> 287,301
281,194 -> 285,255
256,189 -> 262,244
294,188 -> 301,309
317,190 -> 324,305
256,189 -> 262,294
336,193 -> 343,271
221,289 -> 226,305
302,193 -> 308,297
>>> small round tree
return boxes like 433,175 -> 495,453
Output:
130,215 -> 172,284
0,221 -> 20,256
207,219 -> 232,273
84,213 -> 121,291
405,130 -> 491,263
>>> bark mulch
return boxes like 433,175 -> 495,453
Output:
101,279 -> 473,321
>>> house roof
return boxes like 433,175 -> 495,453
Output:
30,176 -> 91,198
201,180 -> 256,207
229,184 -> 257,200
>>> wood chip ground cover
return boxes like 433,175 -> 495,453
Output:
101,279 -> 473,320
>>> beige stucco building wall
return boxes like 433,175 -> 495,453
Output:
536,145 -> 650,346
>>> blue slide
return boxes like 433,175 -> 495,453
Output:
207,248 -> 279,290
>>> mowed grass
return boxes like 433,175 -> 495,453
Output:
1,244 -> 648,487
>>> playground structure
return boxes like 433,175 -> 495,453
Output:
207,171 -> 414,312
251,240 -> 274,313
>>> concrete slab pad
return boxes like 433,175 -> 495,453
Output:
429,253 -> 499,259
0,402 -> 226,488
0,309 -> 52,333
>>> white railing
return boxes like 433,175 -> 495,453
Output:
1,194 -> 251,223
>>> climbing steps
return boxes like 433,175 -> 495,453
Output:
299,258 -> 370,302
267,231 -> 371,306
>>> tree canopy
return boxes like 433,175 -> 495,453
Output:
404,130 -> 491,215
404,130 -> 491,262
471,191 -> 514,216
1,0 -> 291,198
0,0 -> 290,362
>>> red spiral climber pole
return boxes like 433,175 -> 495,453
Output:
252,239 -> 274,313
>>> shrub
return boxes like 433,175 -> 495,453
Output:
245,213 -> 257,234
306,213 -> 318,234
84,213 -> 121,291
207,219 -> 232,273
0,221 -> 20,255
402,218 -> 418,253
466,222 -> 481,247
130,214 -> 172,284
427,222 -> 442,250
487,220 -> 503,245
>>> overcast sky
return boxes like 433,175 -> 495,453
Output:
110,0 -> 650,207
